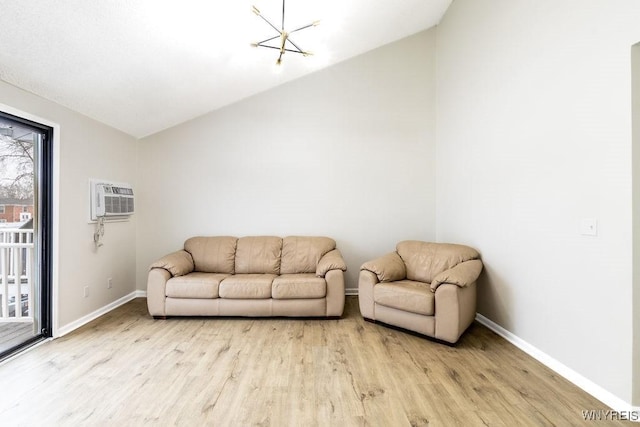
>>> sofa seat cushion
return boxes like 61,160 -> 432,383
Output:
219,274 -> 276,299
166,272 -> 229,299
373,280 -> 435,316
272,274 -> 327,299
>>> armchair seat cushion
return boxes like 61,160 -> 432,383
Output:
219,274 -> 276,299
166,272 -> 229,299
374,280 -> 435,316
272,274 -> 326,299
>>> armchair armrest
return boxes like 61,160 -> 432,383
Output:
316,249 -> 347,277
149,250 -> 194,277
430,259 -> 483,292
360,252 -> 406,283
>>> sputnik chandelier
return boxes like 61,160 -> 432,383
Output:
251,0 -> 319,66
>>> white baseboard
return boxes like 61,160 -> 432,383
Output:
345,288 -> 358,296
475,313 -> 639,419
56,291 -> 141,337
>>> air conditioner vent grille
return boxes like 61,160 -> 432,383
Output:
90,180 -> 135,221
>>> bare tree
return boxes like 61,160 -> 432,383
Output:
0,129 -> 34,199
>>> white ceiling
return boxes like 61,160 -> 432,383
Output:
0,1 -> 451,138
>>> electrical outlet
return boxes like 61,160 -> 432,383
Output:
107,277 -> 113,289
84,286 -> 90,298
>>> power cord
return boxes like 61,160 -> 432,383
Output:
94,216 -> 105,249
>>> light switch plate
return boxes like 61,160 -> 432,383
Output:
580,218 -> 598,236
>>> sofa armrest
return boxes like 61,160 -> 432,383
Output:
147,268 -> 171,317
316,249 -> 347,277
360,252 -> 406,282
325,269 -> 345,317
434,282 -> 477,343
430,259 -> 483,292
149,250 -> 194,277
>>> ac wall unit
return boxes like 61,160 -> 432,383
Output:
89,179 -> 135,221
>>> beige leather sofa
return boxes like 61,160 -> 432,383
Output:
147,236 -> 347,318
359,241 -> 483,344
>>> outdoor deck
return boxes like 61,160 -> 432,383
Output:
0,227 -> 35,353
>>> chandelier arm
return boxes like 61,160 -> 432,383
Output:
285,37 -> 305,54
289,22 -> 318,34
255,44 -> 309,55
255,12 -> 282,35
255,45 -> 282,51
286,48 -> 309,55
256,34 -> 281,46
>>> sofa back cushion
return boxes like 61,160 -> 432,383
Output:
184,236 -> 238,274
235,236 -> 282,274
280,236 -> 336,274
396,241 -> 479,284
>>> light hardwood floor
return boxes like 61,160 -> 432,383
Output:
0,297 -> 631,426
0,321 -> 34,354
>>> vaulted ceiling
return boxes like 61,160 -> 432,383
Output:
0,1 -> 451,138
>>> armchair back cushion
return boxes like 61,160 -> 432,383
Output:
280,236 -> 336,274
235,236 -> 282,274
184,236 -> 238,274
397,241 -> 480,284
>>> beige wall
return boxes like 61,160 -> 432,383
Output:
436,0 -> 640,404
136,30 -> 438,293
0,80 -> 138,331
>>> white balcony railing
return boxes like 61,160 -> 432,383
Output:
0,228 -> 34,321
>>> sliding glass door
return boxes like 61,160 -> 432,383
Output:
0,111 -> 52,359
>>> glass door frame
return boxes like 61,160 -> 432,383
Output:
0,107 -> 54,360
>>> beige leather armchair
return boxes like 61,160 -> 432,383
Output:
359,241 -> 482,344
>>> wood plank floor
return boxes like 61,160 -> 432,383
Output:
0,297 -> 631,426
0,320 -> 34,354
